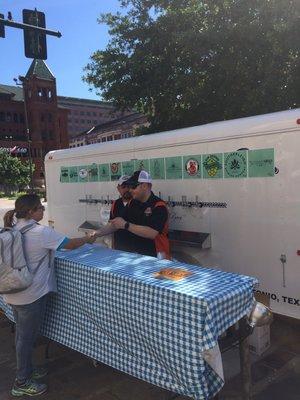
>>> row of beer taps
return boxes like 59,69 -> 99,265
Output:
79,194 -> 227,209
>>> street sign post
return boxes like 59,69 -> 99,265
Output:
0,8 -> 61,58
23,9 -> 47,60
0,13 -> 5,38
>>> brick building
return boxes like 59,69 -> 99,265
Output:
0,59 -> 69,186
58,97 -> 127,138
69,112 -> 148,148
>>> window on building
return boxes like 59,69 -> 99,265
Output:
93,120 -> 97,124
28,90 -> 32,98
80,111 -> 84,115
42,131 -> 48,140
107,136 -> 113,141
48,90 -> 52,99
93,112 -> 97,116
114,134 -> 121,140
0,112 -> 5,122
81,119 -> 85,123
42,88 -> 47,98
87,112 -> 91,116
102,137 -> 107,142
38,88 -> 42,97
87,120 -> 91,124
19,114 -> 24,123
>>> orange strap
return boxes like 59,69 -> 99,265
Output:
153,201 -> 170,260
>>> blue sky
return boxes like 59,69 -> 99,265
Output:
1,0 -> 123,99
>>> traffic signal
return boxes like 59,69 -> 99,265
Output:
0,14 -> 5,38
23,9 -> 47,60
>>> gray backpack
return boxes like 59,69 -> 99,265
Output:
0,223 -> 48,294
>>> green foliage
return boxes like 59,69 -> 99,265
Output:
84,0 -> 300,134
0,191 -> 27,200
0,151 -> 34,194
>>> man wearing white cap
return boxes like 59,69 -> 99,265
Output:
96,170 -> 170,259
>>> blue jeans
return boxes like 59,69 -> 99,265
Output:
11,294 -> 48,382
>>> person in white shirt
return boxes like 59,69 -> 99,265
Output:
3,194 -> 95,397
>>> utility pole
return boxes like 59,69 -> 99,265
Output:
13,77 -> 34,192
0,9 -> 61,192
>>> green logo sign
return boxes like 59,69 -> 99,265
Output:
203,154 -> 223,178
224,151 -> 247,178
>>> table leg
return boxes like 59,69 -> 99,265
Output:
45,339 -> 52,359
239,336 -> 251,399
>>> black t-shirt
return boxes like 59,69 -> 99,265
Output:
121,192 -> 168,257
110,198 -> 134,251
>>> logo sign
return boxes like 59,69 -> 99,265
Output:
185,158 -> 199,176
0,146 -> 28,155
110,163 -> 119,174
144,207 -> 152,217
79,168 -> 88,179
224,151 -> 247,178
110,162 -> 121,181
203,154 -> 223,178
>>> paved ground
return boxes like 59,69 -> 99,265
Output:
0,312 -> 299,400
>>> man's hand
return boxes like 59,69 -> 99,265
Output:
109,217 -> 126,230
86,233 -> 96,244
93,223 -> 117,237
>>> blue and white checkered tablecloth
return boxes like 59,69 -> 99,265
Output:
0,244 -> 258,400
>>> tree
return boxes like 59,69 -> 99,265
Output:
0,150 -> 34,195
84,0 -> 300,134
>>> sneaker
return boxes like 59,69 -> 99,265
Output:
11,379 -> 47,397
31,367 -> 48,380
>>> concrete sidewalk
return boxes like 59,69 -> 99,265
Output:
0,312 -> 186,400
0,312 -> 299,400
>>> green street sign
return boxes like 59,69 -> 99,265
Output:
23,9 -> 47,60
0,14 -> 5,38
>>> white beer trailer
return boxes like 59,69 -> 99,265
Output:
45,108 -> 300,320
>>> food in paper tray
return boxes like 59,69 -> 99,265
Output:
154,267 -> 192,281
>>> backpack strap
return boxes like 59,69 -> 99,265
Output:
18,222 -> 38,234
18,222 -> 51,270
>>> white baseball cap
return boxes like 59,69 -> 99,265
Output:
118,175 -> 130,186
126,170 -> 152,186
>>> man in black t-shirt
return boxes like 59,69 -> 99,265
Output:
109,175 -> 133,251
108,170 -> 170,259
